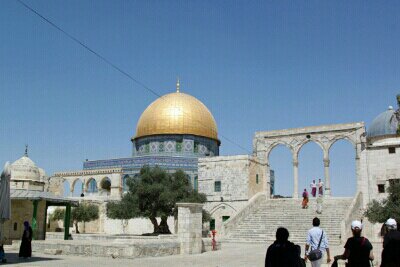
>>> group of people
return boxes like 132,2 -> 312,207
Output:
0,221 -> 32,263
302,179 -> 324,209
265,217 -> 400,267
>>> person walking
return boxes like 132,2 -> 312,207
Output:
381,218 -> 400,267
302,189 -> 309,209
334,220 -> 373,267
310,180 -> 317,198
316,195 -> 323,214
318,179 -> 324,196
265,227 -> 305,267
304,217 -> 331,267
19,221 -> 32,259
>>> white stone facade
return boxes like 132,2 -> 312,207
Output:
363,136 -> 400,202
198,155 -> 266,232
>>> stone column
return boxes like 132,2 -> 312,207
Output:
293,159 -> 299,199
177,203 -> 203,254
323,158 -> 331,197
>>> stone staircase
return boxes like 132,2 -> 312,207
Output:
224,197 -> 353,245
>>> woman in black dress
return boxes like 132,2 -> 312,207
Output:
19,221 -> 32,258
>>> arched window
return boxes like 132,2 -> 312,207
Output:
100,177 -> 111,195
194,176 -> 198,191
87,178 -> 98,193
14,222 -> 17,231
123,175 -> 130,192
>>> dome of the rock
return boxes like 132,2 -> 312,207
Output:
134,91 -> 218,142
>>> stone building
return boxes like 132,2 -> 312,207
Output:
50,81 -> 221,234
198,95 -> 400,241
2,149 -> 76,242
364,104 -> 400,201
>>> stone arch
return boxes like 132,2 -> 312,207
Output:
99,177 -> 111,195
209,203 -> 237,215
63,180 -> 71,197
328,138 -> 357,196
72,178 -> 83,196
86,178 -> 98,193
253,122 -> 366,198
267,143 -> 294,197
71,178 -> 82,191
296,139 -> 325,158
266,141 -> 293,160
327,136 -> 357,151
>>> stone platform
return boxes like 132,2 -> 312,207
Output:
3,242 -> 381,266
12,234 -> 220,259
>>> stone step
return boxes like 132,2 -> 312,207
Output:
225,197 -> 353,244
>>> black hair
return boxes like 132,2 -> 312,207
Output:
312,217 -> 320,227
276,227 -> 289,242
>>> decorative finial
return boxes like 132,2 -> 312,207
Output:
24,144 -> 28,157
176,78 -> 180,93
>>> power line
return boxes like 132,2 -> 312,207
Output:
15,0 -> 252,154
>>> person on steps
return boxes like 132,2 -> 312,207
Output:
302,189 -> 309,209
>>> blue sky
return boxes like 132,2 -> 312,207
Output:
1,1 -> 399,196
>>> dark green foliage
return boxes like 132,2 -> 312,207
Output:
50,208 -> 65,221
106,166 -> 207,234
364,183 -> 400,224
71,203 -> 99,233
49,204 -> 99,233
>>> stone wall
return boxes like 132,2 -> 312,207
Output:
3,199 -> 47,241
365,137 -> 400,202
198,155 -> 266,233
104,216 -> 176,235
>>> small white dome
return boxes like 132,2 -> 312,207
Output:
11,155 -> 41,181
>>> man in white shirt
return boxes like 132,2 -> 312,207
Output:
305,217 -> 331,267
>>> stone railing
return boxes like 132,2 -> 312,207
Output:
340,192 -> 363,244
223,192 -> 266,236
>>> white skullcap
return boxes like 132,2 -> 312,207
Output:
386,218 -> 397,227
351,220 -> 363,230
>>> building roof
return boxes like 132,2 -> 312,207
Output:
11,189 -> 79,206
367,107 -> 398,138
134,89 -> 219,142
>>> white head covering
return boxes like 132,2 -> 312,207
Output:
385,218 -> 397,229
351,220 -> 363,230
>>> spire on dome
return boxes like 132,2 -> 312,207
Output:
176,78 -> 180,93
24,144 -> 28,157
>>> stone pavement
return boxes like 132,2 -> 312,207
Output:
2,242 -> 382,267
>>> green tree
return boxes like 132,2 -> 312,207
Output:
364,182 -> 400,224
107,166 -> 207,234
50,208 -> 65,222
72,203 -> 99,233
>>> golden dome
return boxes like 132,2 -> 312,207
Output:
134,90 -> 218,142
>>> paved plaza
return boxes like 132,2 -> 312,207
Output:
2,242 -> 382,267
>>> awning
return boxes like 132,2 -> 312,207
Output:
11,189 -> 79,206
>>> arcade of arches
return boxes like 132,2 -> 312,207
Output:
253,122 -> 365,198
